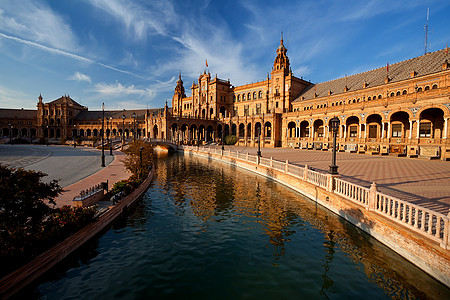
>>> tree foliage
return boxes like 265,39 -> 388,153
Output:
0,165 -> 62,232
225,135 -> 237,145
123,140 -> 153,176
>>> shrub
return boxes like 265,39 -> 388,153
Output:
225,135 -> 237,145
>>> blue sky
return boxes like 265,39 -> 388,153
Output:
0,0 -> 449,111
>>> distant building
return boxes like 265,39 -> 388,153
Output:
1,38 -> 449,159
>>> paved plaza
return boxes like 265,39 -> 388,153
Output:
0,145 -> 129,207
1,144 -> 449,214
213,145 -> 450,215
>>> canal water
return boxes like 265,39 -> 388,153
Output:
29,152 -> 448,299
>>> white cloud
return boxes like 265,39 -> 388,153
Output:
0,84 -> 33,109
0,1 -> 78,51
86,0 -> 177,40
0,32 -> 145,79
92,82 -> 154,98
69,72 -> 92,83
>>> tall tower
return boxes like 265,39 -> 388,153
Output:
172,73 -> 186,116
270,35 -> 292,113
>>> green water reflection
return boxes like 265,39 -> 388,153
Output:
30,152 -> 449,299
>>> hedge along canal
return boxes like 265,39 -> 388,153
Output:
20,152 -> 450,299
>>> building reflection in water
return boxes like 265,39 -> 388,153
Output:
152,152 -> 444,299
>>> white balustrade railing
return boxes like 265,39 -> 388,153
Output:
179,145 -> 449,249
375,192 -> 448,245
272,160 -> 285,171
306,169 -> 328,188
287,164 -> 304,178
259,157 -> 271,167
334,178 -> 369,206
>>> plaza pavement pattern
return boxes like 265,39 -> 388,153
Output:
214,145 -> 450,215
1,144 -> 448,214
0,145 -> 130,207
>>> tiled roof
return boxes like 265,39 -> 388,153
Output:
75,109 -> 152,120
0,109 -> 36,119
294,48 -> 450,102
49,95 -> 85,108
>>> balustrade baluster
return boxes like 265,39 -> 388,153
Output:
428,214 -> 434,235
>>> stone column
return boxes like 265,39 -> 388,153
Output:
417,120 -> 420,138
326,125 -> 329,139
365,123 -> 368,138
381,123 -> 385,138
387,122 -> 391,139
343,124 -> 347,139
444,118 -> 448,139
409,120 -> 413,139
367,182 -> 378,211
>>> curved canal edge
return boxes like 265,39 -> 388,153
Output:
180,147 -> 450,288
0,168 -> 154,300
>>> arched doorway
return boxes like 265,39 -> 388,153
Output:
390,111 -> 410,138
206,125 -> 214,141
264,122 -> 272,139
238,123 -> 245,139
313,119 -> 324,139
287,121 -> 296,138
300,120 -> 309,137
254,122 -> 262,138
346,116 -> 359,138
366,114 -> 382,139
153,125 -> 158,139
419,108 -> 444,138
231,124 -> 237,136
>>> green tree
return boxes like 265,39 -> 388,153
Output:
123,140 -> 153,176
0,165 -> 62,233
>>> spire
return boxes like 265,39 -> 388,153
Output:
38,93 -> 43,103
273,34 -> 290,74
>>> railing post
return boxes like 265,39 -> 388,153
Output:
257,155 -> 260,165
246,152 -> 249,161
367,182 -> 378,211
441,212 -> 450,249
285,160 -> 289,173
303,164 -> 308,181
270,156 -> 273,168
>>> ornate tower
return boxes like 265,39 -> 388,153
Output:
272,35 -> 290,75
173,73 -> 186,116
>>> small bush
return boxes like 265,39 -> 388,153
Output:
225,135 -> 237,145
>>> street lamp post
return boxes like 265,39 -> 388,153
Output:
133,112 -> 136,142
101,103 -> 105,167
221,120 -> 225,151
257,126 -> 261,157
329,117 -> 340,175
46,125 -> 49,146
109,117 -> 113,155
122,112 -> 125,150
73,125 -> 76,148
139,146 -> 143,178
8,123 -> 12,145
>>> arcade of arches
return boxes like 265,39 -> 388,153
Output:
1,40 -> 450,160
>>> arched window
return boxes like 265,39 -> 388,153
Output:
237,95 -> 240,102
402,90 -> 407,95
253,92 -> 256,99
417,87 -> 423,92
248,92 -> 251,100
390,92 -> 395,97
242,94 -> 246,101
378,94 -> 382,99
367,96 -> 371,101
432,84 -> 438,89
424,86 -> 430,91
258,91 -> 262,98
396,91 -> 401,96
